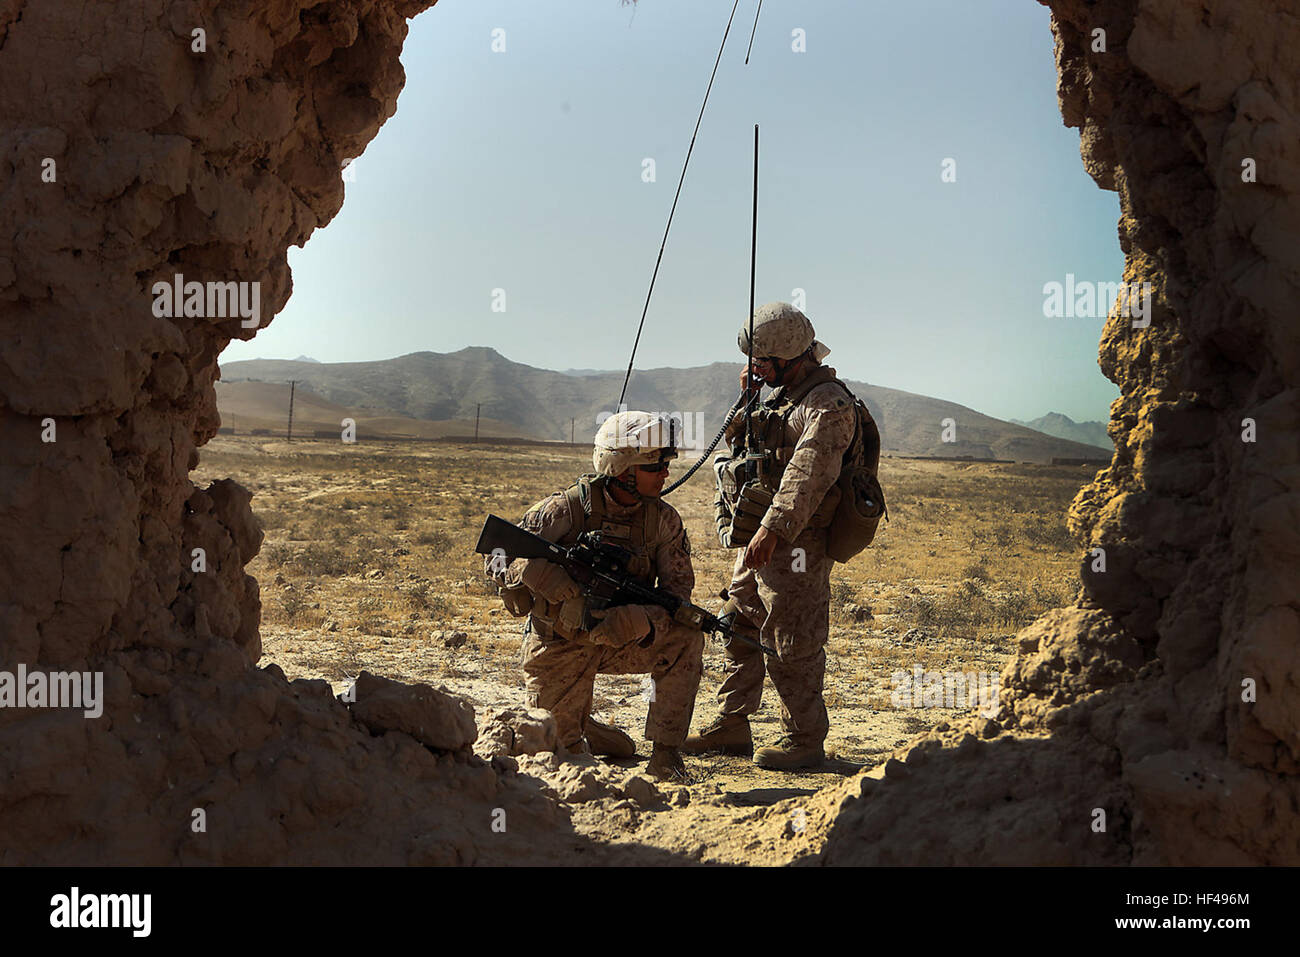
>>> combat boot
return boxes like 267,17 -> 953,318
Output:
584,718 -> 636,759
680,714 -> 753,757
754,735 -> 824,770
645,743 -> 687,782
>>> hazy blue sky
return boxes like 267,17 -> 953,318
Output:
221,0 -> 1126,424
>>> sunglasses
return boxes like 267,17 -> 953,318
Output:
637,462 -> 670,474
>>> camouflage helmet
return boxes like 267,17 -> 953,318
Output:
592,410 -> 679,477
738,302 -> 831,361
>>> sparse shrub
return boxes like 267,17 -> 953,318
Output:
961,558 -> 990,580
406,582 -> 430,611
1030,580 -> 1064,608
262,543 -> 293,568
365,547 -> 396,572
382,503 -> 411,531
993,589 -> 1033,627
258,510 -> 289,531
280,592 -> 307,624
894,592 -> 937,627
896,586 -> 993,636
425,594 -> 456,620
830,578 -> 857,606
415,529 -> 453,551
294,542 -> 364,577
1022,515 -> 1075,551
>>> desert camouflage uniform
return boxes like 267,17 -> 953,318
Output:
717,365 -> 857,745
487,482 -> 703,750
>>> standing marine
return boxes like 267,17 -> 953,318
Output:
485,411 -> 704,781
683,302 -> 882,770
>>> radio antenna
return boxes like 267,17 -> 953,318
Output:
616,0 -> 743,408
743,124 -> 758,455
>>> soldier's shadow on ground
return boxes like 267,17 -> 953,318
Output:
600,753 -> 865,808
727,786 -> 819,806
720,757 -> 866,806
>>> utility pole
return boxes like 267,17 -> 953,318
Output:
571,417 -> 575,444
287,380 -> 297,442
474,403 -> 480,443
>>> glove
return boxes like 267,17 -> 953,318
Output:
520,560 -> 580,603
588,604 -> 652,647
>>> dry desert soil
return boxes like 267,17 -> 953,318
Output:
193,435 -> 1094,861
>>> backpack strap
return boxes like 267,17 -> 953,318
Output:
824,378 -> 881,475
639,494 -> 663,550
786,372 -> 883,476
786,363 -> 839,405
562,475 -> 605,542
765,366 -> 843,464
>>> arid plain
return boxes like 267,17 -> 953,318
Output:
192,434 -> 1094,855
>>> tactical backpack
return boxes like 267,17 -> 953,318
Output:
825,382 -> 887,562
714,368 -> 886,562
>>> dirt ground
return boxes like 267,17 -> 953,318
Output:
194,435 -> 1093,861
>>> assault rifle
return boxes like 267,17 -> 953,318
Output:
475,514 -> 775,656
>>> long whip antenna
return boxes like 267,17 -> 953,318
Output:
616,0 -> 743,408
666,125 -> 760,497
744,0 -> 764,64
743,124 -> 758,455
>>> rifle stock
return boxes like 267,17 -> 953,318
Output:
476,514 -> 564,563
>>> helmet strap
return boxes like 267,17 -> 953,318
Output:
770,350 -> 812,386
609,471 -> 642,499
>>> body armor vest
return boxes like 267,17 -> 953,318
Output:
714,366 -> 883,551
527,474 -> 666,639
715,366 -> 843,541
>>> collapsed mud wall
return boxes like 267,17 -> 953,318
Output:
0,0 -> 632,865
809,0 -> 1300,865
0,0 -> 1294,864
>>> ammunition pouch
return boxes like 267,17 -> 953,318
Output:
825,464 -> 887,562
712,442 -> 769,546
714,453 -> 737,544
714,451 -> 775,548
726,482 -> 773,548
528,593 -> 588,639
499,583 -> 534,618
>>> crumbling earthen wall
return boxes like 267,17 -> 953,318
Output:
0,0 -> 671,865
809,0 -> 1300,864
0,0 -> 1295,864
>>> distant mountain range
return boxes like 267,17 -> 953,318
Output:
1009,412 -> 1112,451
217,348 -> 1114,462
